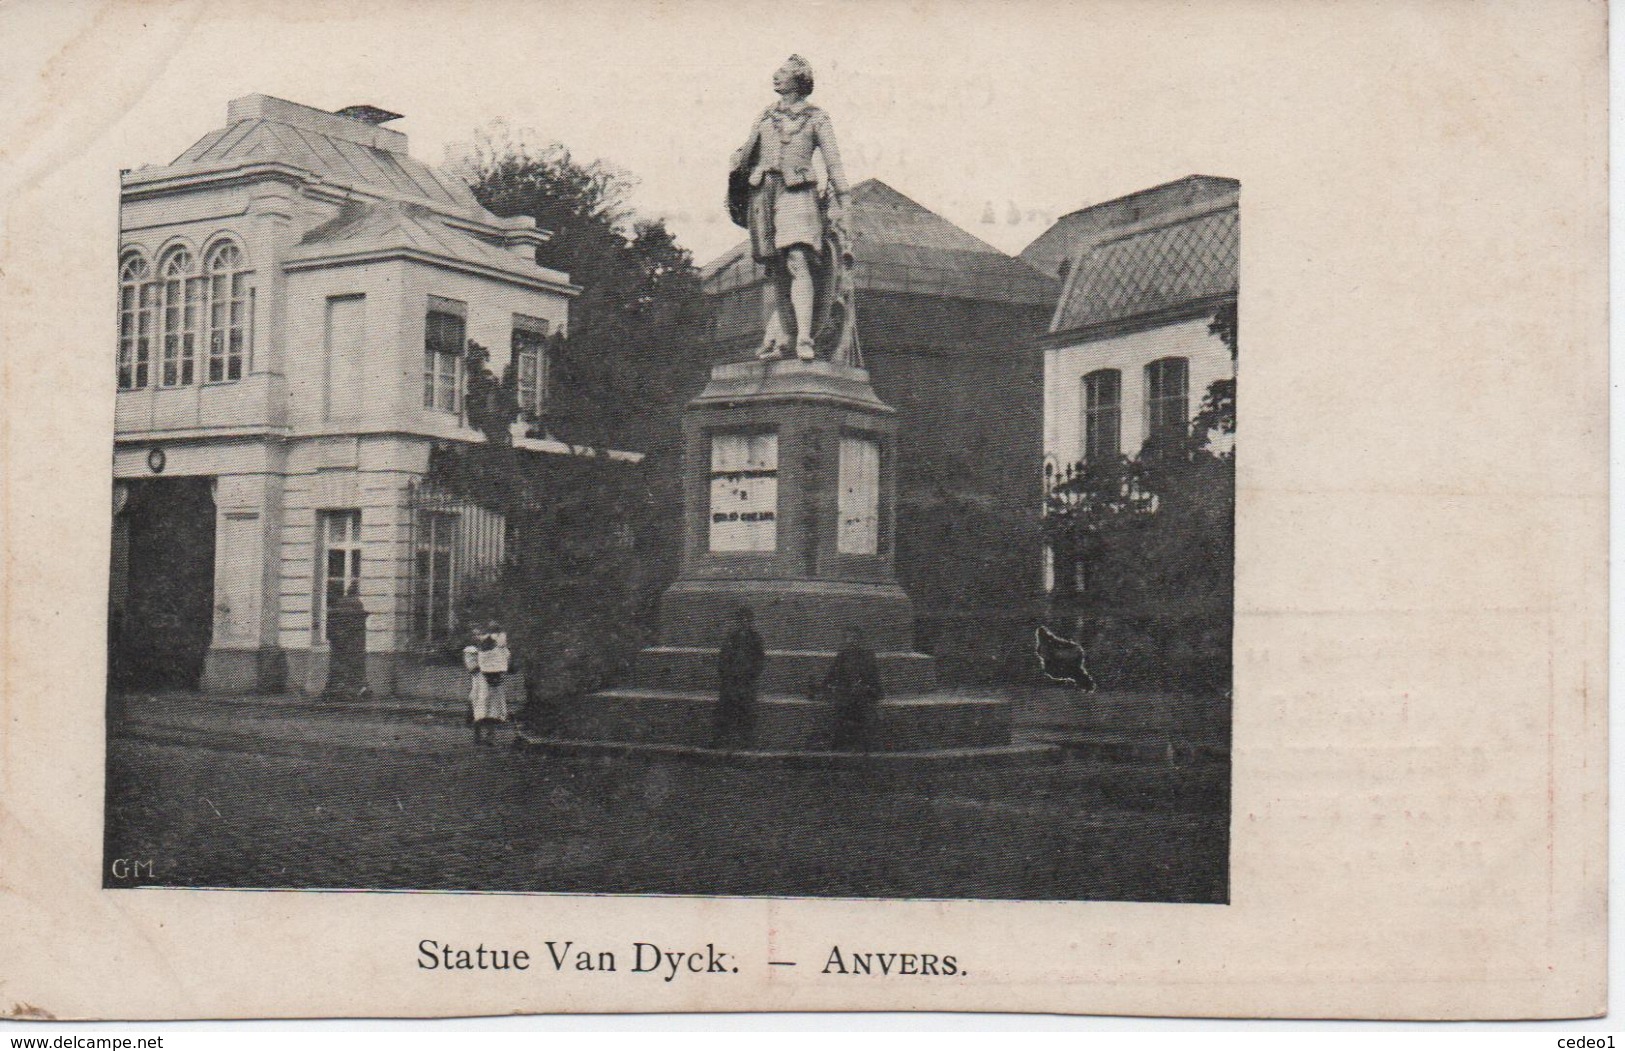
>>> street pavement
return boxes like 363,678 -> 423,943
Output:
104,689 -> 1230,902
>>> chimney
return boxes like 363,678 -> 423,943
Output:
333,104 -> 404,126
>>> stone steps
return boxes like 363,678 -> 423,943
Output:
562,687 -> 1013,752
630,645 -> 938,695
514,731 -> 1060,769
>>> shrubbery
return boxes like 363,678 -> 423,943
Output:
1042,306 -> 1236,696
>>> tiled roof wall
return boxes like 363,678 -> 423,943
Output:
1053,206 -> 1237,332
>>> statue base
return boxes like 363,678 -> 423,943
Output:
558,358 -> 1031,759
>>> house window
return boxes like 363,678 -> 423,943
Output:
159,249 -> 202,387
423,299 -> 466,414
118,253 -> 152,390
117,240 -> 250,389
413,511 -> 457,644
837,435 -> 881,555
205,241 -> 250,382
1145,356 -> 1190,445
709,432 -> 778,552
512,316 -> 550,417
314,510 -> 362,643
1081,368 -> 1121,463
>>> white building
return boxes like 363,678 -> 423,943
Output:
1029,176 -> 1237,595
1032,175 -> 1238,478
111,95 -> 578,697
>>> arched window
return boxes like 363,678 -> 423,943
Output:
1145,356 -> 1190,446
1081,368 -> 1121,463
205,241 -> 250,382
158,248 -> 202,387
118,254 -> 152,390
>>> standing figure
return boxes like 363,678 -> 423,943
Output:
729,54 -> 858,365
469,623 -> 511,747
822,626 -> 884,752
711,606 -> 766,750
462,641 -> 486,746
323,581 -> 369,700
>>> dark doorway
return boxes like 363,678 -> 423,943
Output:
114,477 -> 216,690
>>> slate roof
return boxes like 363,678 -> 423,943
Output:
285,199 -> 571,286
1050,199 -> 1238,334
162,115 -> 481,210
1020,175 -> 1239,280
701,179 -> 1057,307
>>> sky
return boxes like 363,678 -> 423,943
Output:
5,0 -> 1251,267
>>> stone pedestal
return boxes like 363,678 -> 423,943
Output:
662,358 -> 909,654
566,358 -> 1021,755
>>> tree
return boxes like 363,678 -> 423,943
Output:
1042,305 -> 1236,694
455,124 -> 708,454
426,127 -> 711,722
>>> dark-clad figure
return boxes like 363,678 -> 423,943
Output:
323,580 -> 370,700
823,626 -> 883,752
711,606 -> 766,750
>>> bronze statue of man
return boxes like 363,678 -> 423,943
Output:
729,55 -> 859,365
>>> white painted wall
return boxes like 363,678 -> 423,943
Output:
401,262 -> 570,430
117,165 -> 574,675
281,259 -> 407,433
1044,315 -> 1233,470
116,182 -> 281,437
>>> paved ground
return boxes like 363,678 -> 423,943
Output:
104,689 -> 1229,902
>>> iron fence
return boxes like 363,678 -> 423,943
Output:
405,480 -> 508,651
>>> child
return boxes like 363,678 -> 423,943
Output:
472,623 -> 511,746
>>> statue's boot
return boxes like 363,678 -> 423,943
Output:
795,338 -> 816,361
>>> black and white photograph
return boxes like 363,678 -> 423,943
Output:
3,0 -> 1607,1025
102,21 -> 1236,905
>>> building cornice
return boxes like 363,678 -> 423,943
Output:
115,424 -> 291,443
1038,292 -> 1236,350
122,161 -> 551,250
283,246 -> 582,296
113,425 -> 635,461
121,162 -> 317,201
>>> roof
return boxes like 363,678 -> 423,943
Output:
127,95 -> 483,215
284,199 -> 574,290
1050,198 -> 1238,335
1021,175 -> 1239,280
701,179 -> 1057,307
163,115 -> 479,211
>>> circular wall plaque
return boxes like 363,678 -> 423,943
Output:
146,447 -> 166,474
